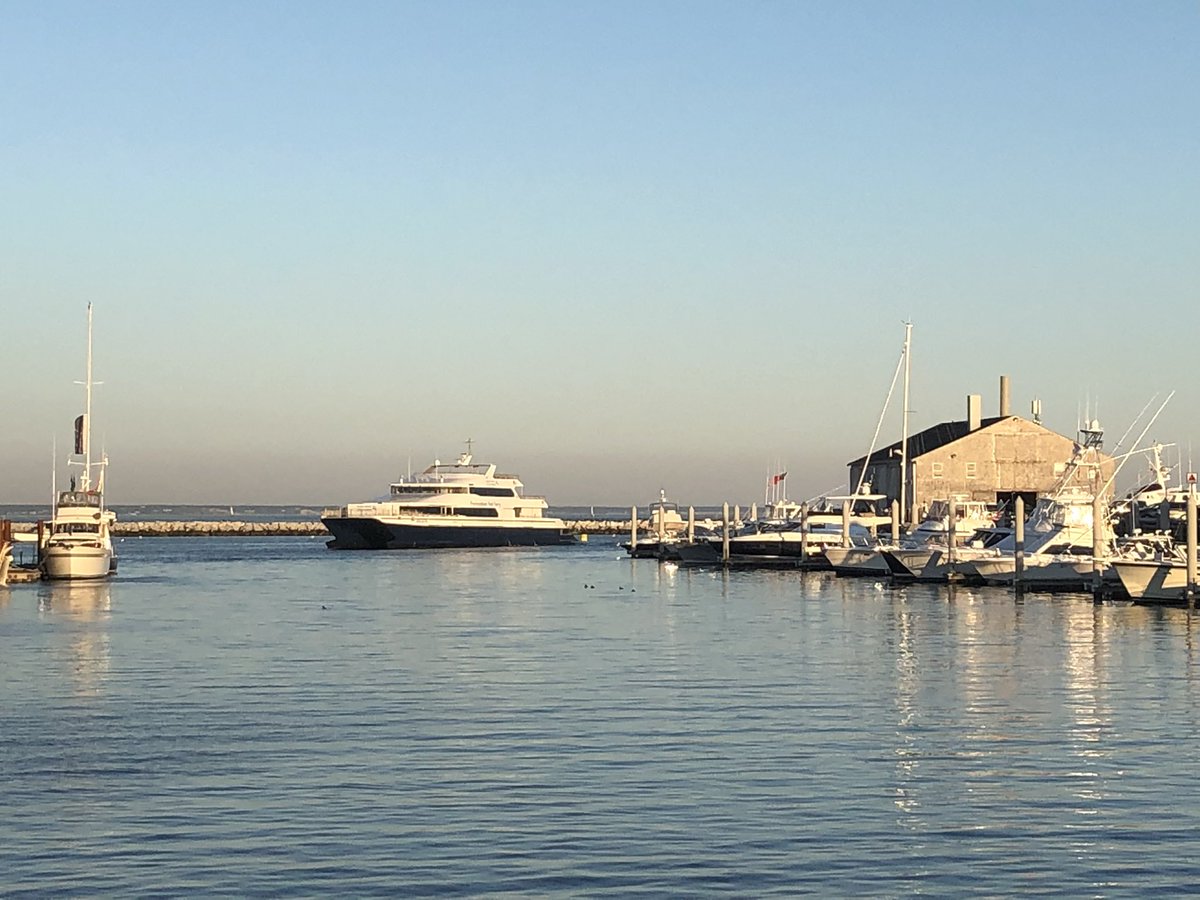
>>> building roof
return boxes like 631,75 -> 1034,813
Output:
848,416 -> 1010,468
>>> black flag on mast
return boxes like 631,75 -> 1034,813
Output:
74,415 -> 86,456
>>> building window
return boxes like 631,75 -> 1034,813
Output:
965,462 -> 977,479
931,462 -> 944,479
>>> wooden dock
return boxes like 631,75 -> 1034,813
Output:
2,563 -> 41,584
1,520 -> 41,585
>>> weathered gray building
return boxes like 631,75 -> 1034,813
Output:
848,383 -> 1114,524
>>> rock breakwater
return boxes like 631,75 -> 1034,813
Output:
107,519 -> 633,537
10,519 -> 636,538
114,521 -> 329,536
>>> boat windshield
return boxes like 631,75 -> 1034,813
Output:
53,522 -> 100,534
57,491 -> 101,507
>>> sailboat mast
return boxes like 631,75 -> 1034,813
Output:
83,302 -> 94,491
899,321 -> 912,526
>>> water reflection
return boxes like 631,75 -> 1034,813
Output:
36,581 -> 112,697
891,592 -> 921,823
1062,604 -> 1110,763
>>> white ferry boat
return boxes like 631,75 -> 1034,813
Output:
322,444 -> 575,550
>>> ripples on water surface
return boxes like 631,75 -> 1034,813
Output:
4,536 -> 1200,895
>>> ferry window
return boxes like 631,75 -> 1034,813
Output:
450,508 -> 499,517
931,462 -> 944,479
470,487 -> 516,497
965,462 -> 977,479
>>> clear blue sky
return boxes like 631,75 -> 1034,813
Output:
2,1 -> 1196,505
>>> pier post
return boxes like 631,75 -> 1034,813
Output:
1187,491 -> 1197,609
890,500 -> 900,545
1014,496 -> 1025,592
657,500 -> 665,542
734,505 -> 741,529
687,506 -> 695,544
1092,493 -> 1106,597
722,502 -> 730,565
799,503 -> 808,564
947,497 -> 957,567
630,506 -> 637,552
750,502 -> 757,524
841,499 -> 851,548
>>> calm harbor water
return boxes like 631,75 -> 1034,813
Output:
4,535 -> 1200,896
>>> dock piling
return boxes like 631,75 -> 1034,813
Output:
722,502 -> 730,565
1014,496 -> 1025,592
800,502 -> 808,564
1187,491 -> 1197,609
947,497 -> 957,567
1092,494 -> 1106,596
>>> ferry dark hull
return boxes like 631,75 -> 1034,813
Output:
323,517 -> 576,550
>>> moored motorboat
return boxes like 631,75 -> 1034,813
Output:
41,304 -> 117,581
967,553 -> 1102,591
42,489 -> 118,580
827,497 -> 997,577
322,443 -> 575,550
950,486 -> 1105,587
823,543 -> 891,577
623,490 -> 690,559
1111,557 -> 1195,604
890,421 -> 1114,585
